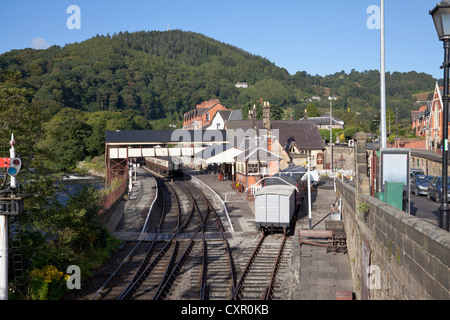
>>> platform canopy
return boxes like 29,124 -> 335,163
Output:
194,145 -> 243,164
105,129 -> 227,146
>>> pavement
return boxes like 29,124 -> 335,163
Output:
294,178 -> 354,300
110,167 -> 158,241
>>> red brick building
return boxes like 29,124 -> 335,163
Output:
411,104 -> 429,137
426,83 -> 450,151
183,99 -> 228,130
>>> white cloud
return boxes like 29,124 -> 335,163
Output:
31,37 -> 50,50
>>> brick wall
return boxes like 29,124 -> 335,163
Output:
336,179 -> 450,300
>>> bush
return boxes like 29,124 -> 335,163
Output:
29,265 -> 69,300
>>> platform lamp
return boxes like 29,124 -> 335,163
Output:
431,0 -> 450,231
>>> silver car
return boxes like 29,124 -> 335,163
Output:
427,176 -> 450,202
410,175 -> 433,196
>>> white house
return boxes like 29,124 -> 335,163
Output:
206,110 -> 242,130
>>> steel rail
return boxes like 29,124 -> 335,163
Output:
199,237 -> 207,300
201,193 -> 236,299
153,186 -> 205,300
232,230 -> 266,300
118,179 -> 181,300
261,234 -> 287,300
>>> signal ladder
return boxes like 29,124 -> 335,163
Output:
9,218 -> 25,297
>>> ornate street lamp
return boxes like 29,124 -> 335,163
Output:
430,0 -> 450,231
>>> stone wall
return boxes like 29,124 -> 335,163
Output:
336,171 -> 450,300
324,145 -> 354,171
410,150 -> 450,177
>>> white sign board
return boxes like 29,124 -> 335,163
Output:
380,148 -> 410,214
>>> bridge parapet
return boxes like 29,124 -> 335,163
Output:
336,171 -> 450,300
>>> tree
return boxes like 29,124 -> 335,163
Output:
39,108 -> 92,170
305,103 -> 321,118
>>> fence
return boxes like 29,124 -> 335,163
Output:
99,179 -> 127,215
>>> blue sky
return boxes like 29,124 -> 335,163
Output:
0,1 -> 444,79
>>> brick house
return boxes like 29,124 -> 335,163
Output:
425,83 -> 450,151
411,104 -> 430,138
183,99 -> 228,130
226,120 -> 325,170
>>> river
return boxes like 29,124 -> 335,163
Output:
57,173 -> 106,205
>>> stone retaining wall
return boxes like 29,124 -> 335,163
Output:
336,179 -> 450,300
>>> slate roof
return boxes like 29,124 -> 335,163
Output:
225,120 -> 325,151
228,110 -> 243,121
105,130 -> 227,144
299,114 -> 344,126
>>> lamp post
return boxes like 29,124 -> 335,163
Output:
430,0 -> 450,231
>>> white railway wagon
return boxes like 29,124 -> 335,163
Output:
254,185 -> 296,232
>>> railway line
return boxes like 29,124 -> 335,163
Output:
91,167 -> 292,301
233,232 -> 290,300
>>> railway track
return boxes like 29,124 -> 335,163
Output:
91,176 -> 179,300
92,167 -> 293,301
116,179 -> 198,300
232,231 -> 289,300
92,171 -> 237,300
164,181 -> 236,300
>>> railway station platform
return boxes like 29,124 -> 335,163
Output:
109,167 -> 158,241
293,178 -> 354,300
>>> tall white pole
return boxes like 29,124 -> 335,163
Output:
0,215 -> 7,300
380,0 -> 387,148
330,100 -> 333,174
307,152 -> 312,229
0,134 -> 15,300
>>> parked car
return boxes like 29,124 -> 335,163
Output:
427,176 -> 450,202
410,175 -> 433,196
410,168 -> 424,178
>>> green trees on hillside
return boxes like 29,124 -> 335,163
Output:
39,108 -> 151,170
0,30 -> 439,164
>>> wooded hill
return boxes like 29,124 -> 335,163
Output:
0,30 -> 438,169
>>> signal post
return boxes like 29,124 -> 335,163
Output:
0,134 -> 24,300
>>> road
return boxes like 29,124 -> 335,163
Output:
410,193 -> 441,228
337,179 -> 441,228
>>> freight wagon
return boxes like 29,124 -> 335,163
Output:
255,165 -> 308,233
254,185 -> 297,233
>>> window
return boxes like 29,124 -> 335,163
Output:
260,163 -> 268,175
237,161 -> 245,174
206,113 -> 210,121
248,163 -> 259,174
